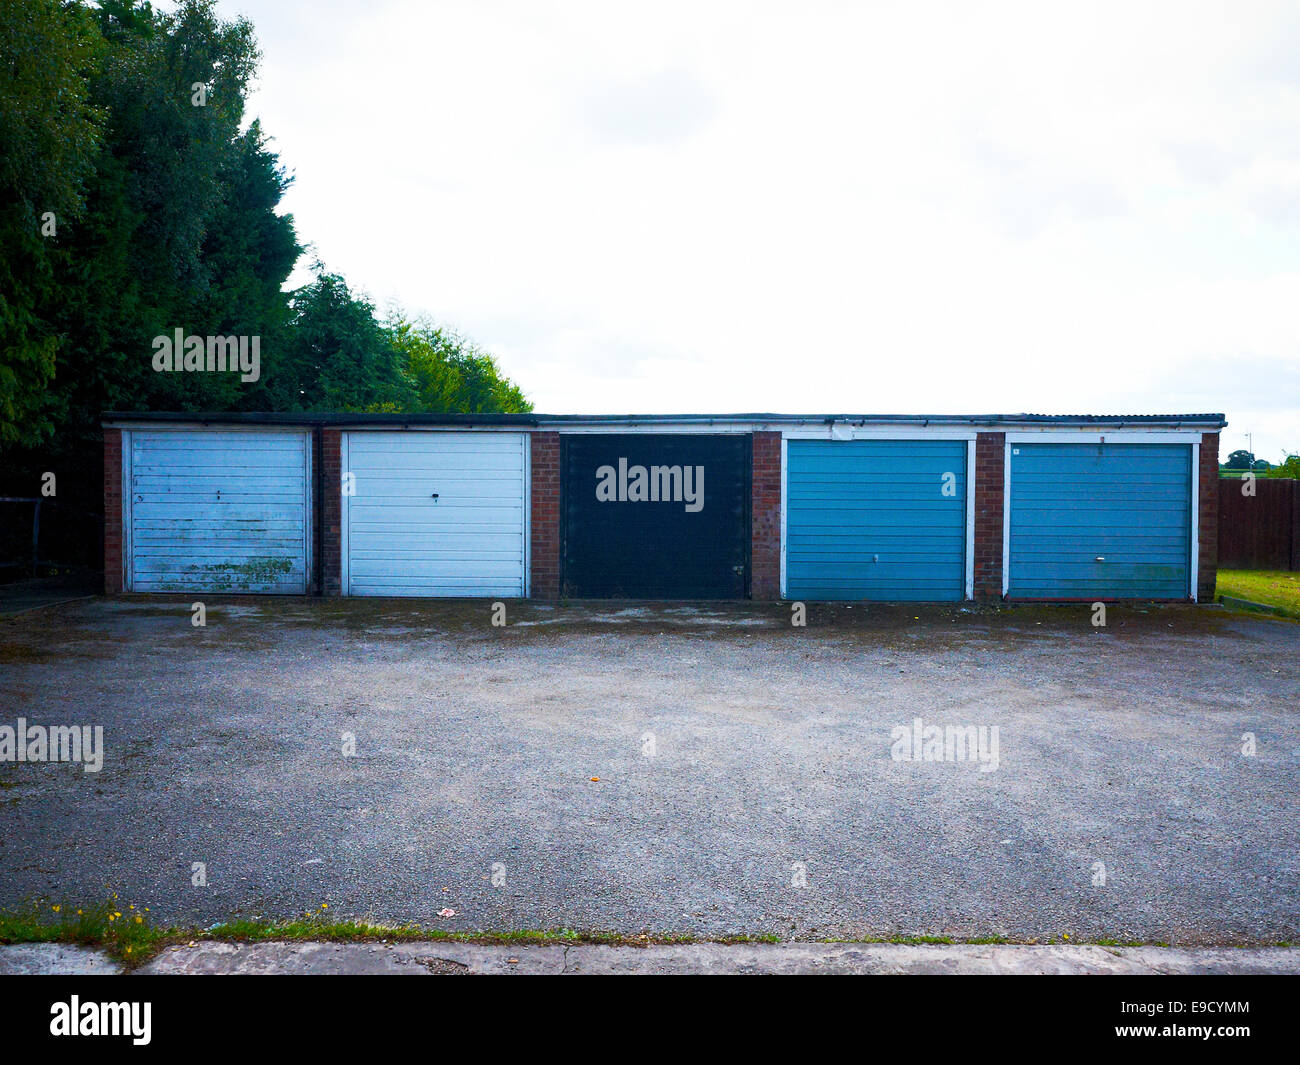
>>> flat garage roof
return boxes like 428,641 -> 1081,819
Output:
103,411 -> 1228,430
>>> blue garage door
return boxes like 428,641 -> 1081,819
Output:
786,439 -> 967,601
1007,442 -> 1191,599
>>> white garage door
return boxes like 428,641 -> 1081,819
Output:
342,432 -> 528,597
126,429 -> 311,593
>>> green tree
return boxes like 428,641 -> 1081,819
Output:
387,310 -> 533,414
0,0 -> 105,447
50,0 -> 268,447
265,268 -> 416,412
1264,454 -> 1300,479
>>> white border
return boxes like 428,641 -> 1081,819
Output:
783,427 -> 980,441
1004,430 -> 1202,444
779,435 -> 788,598
964,438 -> 975,600
1002,441 -> 1012,597
521,433 -> 532,598
1002,435 -> 1200,600
340,430 -> 351,595
1189,441 -> 1200,602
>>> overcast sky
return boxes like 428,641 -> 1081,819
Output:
207,0 -> 1298,461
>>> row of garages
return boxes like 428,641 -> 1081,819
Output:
104,413 -> 1223,601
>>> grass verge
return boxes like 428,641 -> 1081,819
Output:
0,900 -> 780,969
1,901 -> 1291,969
1216,569 -> 1300,619
0,897 -> 166,965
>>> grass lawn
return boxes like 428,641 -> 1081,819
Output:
1216,570 -> 1300,618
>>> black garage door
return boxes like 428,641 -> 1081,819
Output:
562,434 -> 750,598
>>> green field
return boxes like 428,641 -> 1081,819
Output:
1216,570 -> 1300,618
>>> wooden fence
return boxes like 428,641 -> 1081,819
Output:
1218,477 -> 1300,570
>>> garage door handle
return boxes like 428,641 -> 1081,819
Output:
1095,556 -> 1105,562
430,492 -> 439,500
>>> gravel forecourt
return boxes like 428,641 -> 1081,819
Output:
1,597 -> 1296,945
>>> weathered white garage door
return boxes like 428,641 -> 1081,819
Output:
342,432 -> 528,597
126,429 -> 310,593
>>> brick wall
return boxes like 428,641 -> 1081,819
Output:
103,429 -> 123,594
751,431 -> 782,599
973,432 -> 1005,600
530,432 -> 561,598
1198,431 -> 1219,601
322,428 -> 342,595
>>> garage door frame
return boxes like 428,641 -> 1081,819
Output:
120,426 -> 313,594
779,428 -> 977,600
340,429 -> 530,598
1001,431 -> 1200,601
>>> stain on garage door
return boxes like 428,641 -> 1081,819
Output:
126,429 -> 310,593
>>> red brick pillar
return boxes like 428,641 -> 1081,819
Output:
322,429 -> 342,595
103,429 -> 123,594
530,432 -> 561,598
973,432 -> 1005,601
751,431 -> 782,599
1198,431 -> 1219,601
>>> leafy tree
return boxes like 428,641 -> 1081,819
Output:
0,0 -> 105,447
264,268 -> 415,412
1264,454 -> 1300,479
1222,449 -> 1255,470
387,310 -> 532,415
50,0 -> 267,447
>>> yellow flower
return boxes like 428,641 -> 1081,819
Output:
76,910 -> 82,916
321,903 -> 328,910
134,916 -> 143,924
52,905 -> 60,913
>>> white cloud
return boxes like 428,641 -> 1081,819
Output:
211,0 -> 1300,459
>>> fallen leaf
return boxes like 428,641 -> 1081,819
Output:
438,908 -> 456,918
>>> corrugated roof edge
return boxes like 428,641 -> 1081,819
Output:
101,410 -> 1229,428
